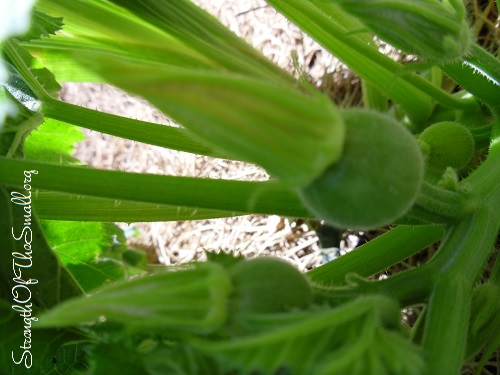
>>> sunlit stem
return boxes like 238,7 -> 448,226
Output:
3,41 -> 51,101
42,98 -> 223,158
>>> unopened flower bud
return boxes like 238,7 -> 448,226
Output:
332,0 -> 472,61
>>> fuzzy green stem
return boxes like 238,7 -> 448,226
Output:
32,191 -> 239,222
461,122 -> 500,208
423,276 -> 471,375
3,40 -> 51,101
308,225 -> 444,285
0,157 -> 311,218
367,263 -> 436,306
42,98 -> 224,158
420,209 -> 499,374
409,181 -> 478,224
440,44 -> 500,113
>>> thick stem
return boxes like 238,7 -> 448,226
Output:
0,157 -> 311,218
423,276 -> 471,375
421,209 -> 499,374
308,225 -> 444,285
461,120 -> 500,209
410,181 -> 478,224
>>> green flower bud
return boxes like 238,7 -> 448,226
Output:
332,0 -> 472,61
37,262 -> 232,334
82,57 -> 345,187
418,121 -> 475,171
229,257 -> 313,315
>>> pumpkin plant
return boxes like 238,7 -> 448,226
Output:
0,0 -> 499,374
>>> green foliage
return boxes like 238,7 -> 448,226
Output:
0,297 -> 89,374
24,119 -> 84,164
0,187 -> 83,308
193,295 -> 426,375
0,0 -> 499,374
40,343 -> 90,375
40,221 -> 128,292
20,9 -> 63,43
329,0 -> 471,61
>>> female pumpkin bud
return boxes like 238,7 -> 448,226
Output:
300,109 -> 424,230
418,121 -> 475,172
229,257 -> 313,315
330,0 -> 471,62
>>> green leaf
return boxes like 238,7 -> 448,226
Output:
87,342 -> 146,375
194,296 -> 425,375
0,40 -> 63,158
0,296 -> 89,375
144,343 -> 222,375
40,343 -> 91,375
0,90 -> 42,158
24,118 -> 84,164
1,59 -> 41,111
40,221 -> 127,292
88,339 -> 221,375
0,186 -> 88,371
19,9 -> 63,42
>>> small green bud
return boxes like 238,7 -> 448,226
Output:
332,0 -> 472,61
437,167 -> 460,191
418,121 -> 475,172
229,257 -> 312,315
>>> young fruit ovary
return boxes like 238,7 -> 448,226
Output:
418,121 -> 475,172
300,109 -> 424,230
229,257 -> 313,315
